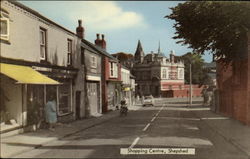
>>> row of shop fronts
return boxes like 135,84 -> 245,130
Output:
0,61 -> 77,133
0,60 -> 135,134
0,0 -> 136,134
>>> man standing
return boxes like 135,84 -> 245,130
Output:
45,95 -> 57,131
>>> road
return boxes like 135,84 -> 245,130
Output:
16,98 -> 248,159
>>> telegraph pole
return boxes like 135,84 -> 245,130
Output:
189,63 -> 192,106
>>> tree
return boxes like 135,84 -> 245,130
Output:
166,1 -> 250,64
181,52 -> 212,85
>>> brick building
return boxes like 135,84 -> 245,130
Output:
82,34 -> 122,113
132,40 -> 202,98
217,32 -> 250,125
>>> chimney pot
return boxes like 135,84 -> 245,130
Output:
97,33 -> 100,39
76,19 -> 84,39
102,34 -> 104,40
78,20 -> 82,26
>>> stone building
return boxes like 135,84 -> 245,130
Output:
132,40 -> 185,97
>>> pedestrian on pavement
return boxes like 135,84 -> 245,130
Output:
141,95 -> 145,104
45,94 -> 57,131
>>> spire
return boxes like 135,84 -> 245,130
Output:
134,40 -> 145,63
158,41 -> 161,54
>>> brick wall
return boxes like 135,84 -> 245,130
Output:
217,32 -> 250,125
160,85 -> 204,98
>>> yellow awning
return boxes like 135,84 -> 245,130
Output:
0,63 -> 60,85
123,87 -> 130,91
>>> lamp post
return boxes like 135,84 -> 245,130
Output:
189,63 -> 192,107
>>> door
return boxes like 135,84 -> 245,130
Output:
75,91 -> 81,119
87,82 -> 98,115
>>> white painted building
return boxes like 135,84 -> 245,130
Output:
0,1 -> 82,133
121,66 -> 135,106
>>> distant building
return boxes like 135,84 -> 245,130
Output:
132,40 -> 185,97
203,62 -> 217,86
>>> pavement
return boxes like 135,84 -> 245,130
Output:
0,104 -> 142,158
193,109 -> 250,157
1,99 -> 250,158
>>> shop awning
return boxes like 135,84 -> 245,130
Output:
123,87 -> 130,91
0,63 -> 60,85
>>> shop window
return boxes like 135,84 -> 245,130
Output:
0,9 -> 10,41
58,83 -> 72,115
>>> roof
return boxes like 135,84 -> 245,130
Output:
9,0 -> 76,36
80,42 -> 99,55
121,64 -> 130,70
82,39 -> 118,61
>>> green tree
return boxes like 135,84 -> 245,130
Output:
166,1 -> 250,64
181,52 -> 210,85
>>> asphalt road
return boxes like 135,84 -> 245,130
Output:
16,99 -> 248,159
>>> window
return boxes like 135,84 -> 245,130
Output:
91,55 -> 97,68
178,68 -> 184,79
67,39 -> 72,65
40,28 -> 47,60
0,10 -> 9,41
58,83 -> 72,115
109,62 -> 118,78
162,69 -> 167,79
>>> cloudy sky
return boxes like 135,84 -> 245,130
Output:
20,1 -> 212,62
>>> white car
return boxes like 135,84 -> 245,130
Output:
143,96 -> 155,106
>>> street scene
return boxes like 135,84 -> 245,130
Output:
1,1 -> 250,159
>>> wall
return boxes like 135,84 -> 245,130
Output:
217,32 -> 250,125
160,85 -> 204,98
84,50 -> 102,75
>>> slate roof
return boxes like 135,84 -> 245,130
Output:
82,39 -> 118,61
9,0 -> 76,36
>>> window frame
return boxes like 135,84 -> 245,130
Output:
67,39 -> 73,66
162,68 -> 167,79
90,55 -> 97,68
39,27 -> 47,60
110,62 -> 118,78
0,16 -> 9,41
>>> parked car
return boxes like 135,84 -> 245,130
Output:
143,95 -> 155,106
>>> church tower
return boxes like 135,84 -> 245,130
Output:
134,40 -> 145,63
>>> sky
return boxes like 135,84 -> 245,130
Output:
19,1 -> 212,62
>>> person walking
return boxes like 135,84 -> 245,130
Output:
45,95 -> 57,131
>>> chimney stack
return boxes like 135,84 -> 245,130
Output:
76,19 -> 84,39
94,33 -> 106,50
101,34 -> 106,50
